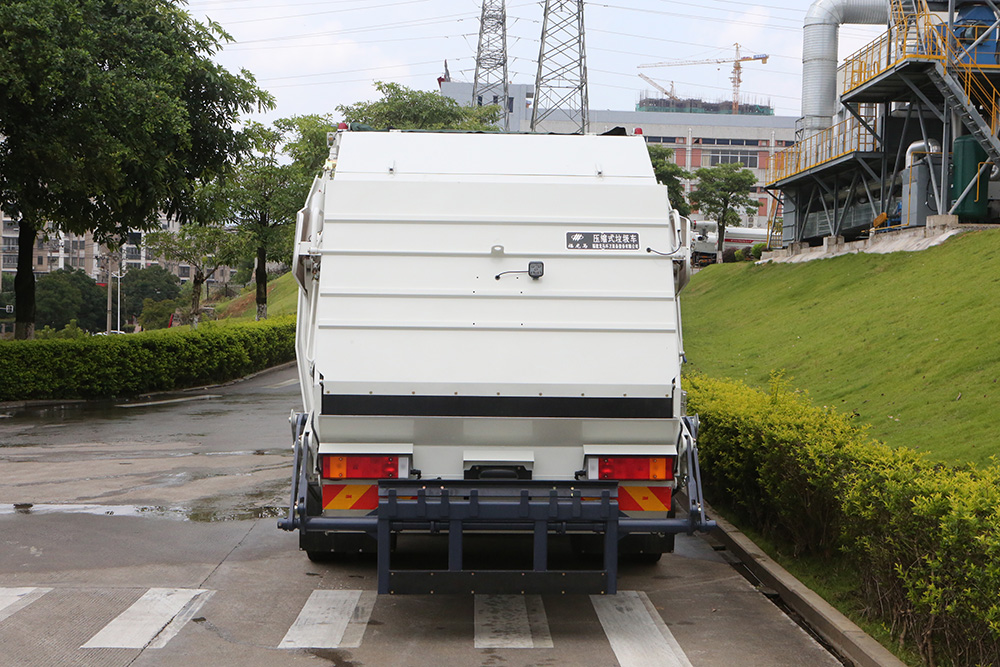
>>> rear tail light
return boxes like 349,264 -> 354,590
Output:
597,456 -> 673,481
322,455 -> 399,479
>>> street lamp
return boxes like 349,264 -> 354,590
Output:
112,271 -> 123,332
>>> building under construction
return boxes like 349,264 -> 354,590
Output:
636,96 -> 775,116
768,0 -> 1000,246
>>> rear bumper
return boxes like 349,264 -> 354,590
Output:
280,479 -> 715,594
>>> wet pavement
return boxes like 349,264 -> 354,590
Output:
0,364 -> 845,666
0,364 -> 299,522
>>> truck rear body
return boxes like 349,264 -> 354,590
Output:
280,130 -> 711,594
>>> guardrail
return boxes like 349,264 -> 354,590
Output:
767,112 -> 878,183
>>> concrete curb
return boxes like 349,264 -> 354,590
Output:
709,509 -> 906,667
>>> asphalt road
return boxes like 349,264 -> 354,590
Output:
0,365 -> 842,666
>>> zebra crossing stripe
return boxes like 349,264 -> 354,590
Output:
147,589 -> 214,649
591,590 -> 693,667
0,587 -> 52,623
81,588 -> 210,649
474,594 -> 553,649
279,589 -> 373,649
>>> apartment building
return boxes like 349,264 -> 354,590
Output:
0,210 -> 233,285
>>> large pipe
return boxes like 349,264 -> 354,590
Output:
905,138 -> 941,166
802,0 -> 889,133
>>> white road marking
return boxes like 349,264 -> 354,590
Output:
475,594 -> 553,649
591,590 -> 693,667
279,589 -> 365,649
82,588 -> 209,649
147,589 -> 214,648
338,590 -> 376,649
267,378 -> 300,389
525,594 -> 554,648
0,587 -> 52,623
117,395 -> 221,409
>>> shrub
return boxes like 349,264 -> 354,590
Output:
0,316 -> 295,400
734,249 -> 745,261
751,242 -> 765,260
686,373 -> 1000,666
721,248 -> 738,263
34,319 -> 90,340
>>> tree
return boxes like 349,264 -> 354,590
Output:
232,123 -> 308,320
144,225 -> 241,327
647,145 -> 691,217
138,297 -> 178,330
35,268 -> 106,332
688,163 -> 759,259
336,81 -> 502,130
275,114 -> 339,175
120,265 -> 181,321
0,0 -> 272,339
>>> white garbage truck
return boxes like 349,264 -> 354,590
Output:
279,128 -> 713,594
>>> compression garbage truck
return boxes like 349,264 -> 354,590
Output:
278,128 -> 714,594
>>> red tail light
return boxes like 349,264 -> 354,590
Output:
598,456 -> 673,481
322,455 -> 398,479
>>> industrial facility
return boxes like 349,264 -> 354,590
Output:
768,0 -> 1000,246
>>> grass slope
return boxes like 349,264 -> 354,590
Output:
215,272 -> 298,320
682,229 -> 1000,466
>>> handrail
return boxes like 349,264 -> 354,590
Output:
767,111 -> 878,182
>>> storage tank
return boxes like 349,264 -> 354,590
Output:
952,135 -> 989,220
954,2 -> 1000,65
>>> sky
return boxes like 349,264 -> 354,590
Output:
183,0 -> 886,124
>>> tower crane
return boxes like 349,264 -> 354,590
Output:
638,73 -> 678,101
639,43 -> 768,114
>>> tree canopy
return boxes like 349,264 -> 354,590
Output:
647,145 -> 691,217
35,268 -> 105,332
275,114 -> 339,176
144,224 -> 241,326
121,265 -> 181,321
336,81 -> 502,131
231,122 -> 310,319
0,0 -> 273,337
688,163 -> 759,253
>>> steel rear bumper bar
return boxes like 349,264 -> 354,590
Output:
278,413 -> 716,594
283,480 -> 714,595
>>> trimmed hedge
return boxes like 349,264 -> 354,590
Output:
687,373 -> 1000,667
0,317 -> 296,401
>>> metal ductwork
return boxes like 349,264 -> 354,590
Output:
802,0 -> 888,133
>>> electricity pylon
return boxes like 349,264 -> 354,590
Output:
472,0 -> 509,131
531,0 -> 588,134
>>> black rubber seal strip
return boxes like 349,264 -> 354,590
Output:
321,394 -> 672,419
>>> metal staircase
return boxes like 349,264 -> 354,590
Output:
927,63 -> 1000,166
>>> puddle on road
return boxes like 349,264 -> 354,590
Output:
0,392 -> 228,424
2,502 -> 286,523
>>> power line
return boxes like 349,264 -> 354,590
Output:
258,58 -> 461,82
226,32 -> 475,52
221,0 -> 435,25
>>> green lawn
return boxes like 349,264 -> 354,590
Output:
214,272 -> 298,320
682,229 -> 1000,466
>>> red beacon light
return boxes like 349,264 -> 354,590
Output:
634,127 -> 643,135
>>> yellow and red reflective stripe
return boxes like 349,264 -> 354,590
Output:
322,484 -> 378,510
618,485 -> 671,512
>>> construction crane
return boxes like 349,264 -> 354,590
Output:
639,43 -> 768,114
638,73 -> 678,101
